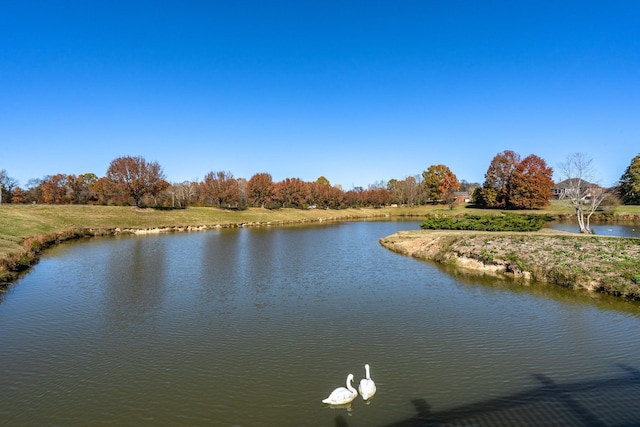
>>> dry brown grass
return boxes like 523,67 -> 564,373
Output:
380,229 -> 640,300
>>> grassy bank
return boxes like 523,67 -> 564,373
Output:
380,229 -> 640,300
0,204 -> 439,283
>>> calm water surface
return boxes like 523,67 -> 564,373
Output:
548,222 -> 640,237
1,221 -> 640,426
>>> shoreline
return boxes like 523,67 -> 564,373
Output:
2,205 -> 640,299
0,209 -> 414,286
379,229 -> 640,301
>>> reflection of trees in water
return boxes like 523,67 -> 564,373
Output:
199,227 -> 316,307
199,229 -> 245,303
104,236 -> 167,329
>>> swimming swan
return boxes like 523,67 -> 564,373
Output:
358,364 -> 377,400
322,373 -> 358,405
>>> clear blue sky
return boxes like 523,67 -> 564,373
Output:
2,1 -> 639,189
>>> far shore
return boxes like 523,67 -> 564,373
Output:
0,204 -> 436,284
1,203 -> 640,297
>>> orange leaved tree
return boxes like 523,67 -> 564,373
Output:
422,164 -> 460,206
246,172 -> 275,208
509,154 -> 554,209
477,150 -> 553,209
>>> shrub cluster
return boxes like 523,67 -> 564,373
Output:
420,213 -> 554,232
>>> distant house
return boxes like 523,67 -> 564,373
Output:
553,179 -> 601,200
452,191 -> 472,203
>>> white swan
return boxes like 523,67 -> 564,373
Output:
358,364 -> 377,400
322,373 -> 358,405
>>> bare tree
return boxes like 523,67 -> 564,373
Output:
169,180 -> 198,207
557,153 -> 606,234
106,156 -> 167,208
403,175 -> 421,206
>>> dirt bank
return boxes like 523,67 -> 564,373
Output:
380,229 -> 640,300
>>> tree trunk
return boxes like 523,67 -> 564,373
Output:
575,207 -> 592,233
584,212 -> 594,234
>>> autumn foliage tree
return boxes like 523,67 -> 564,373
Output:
476,150 -> 553,209
105,156 -> 168,207
73,173 -> 99,204
41,174 -> 68,204
40,173 -> 99,204
365,185 -> 391,207
440,171 -> 460,208
308,176 -> 345,209
201,171 -> 241,208
478,150 -> 520,208
10,187 -> 24,203
509,154 -> 554,209
274,178 -> 309,208
246,172 -> 275,208
38,173 -> 96,204
91,177 -> 111,205
422,165 -> 460,205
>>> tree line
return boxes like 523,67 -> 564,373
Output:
1,152 -> 639,211
0,156 -> 466,209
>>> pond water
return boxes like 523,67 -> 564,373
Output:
1,220 -> 640,426
548,222 -> 640,238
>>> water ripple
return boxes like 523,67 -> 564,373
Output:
2,222 -> 640,426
